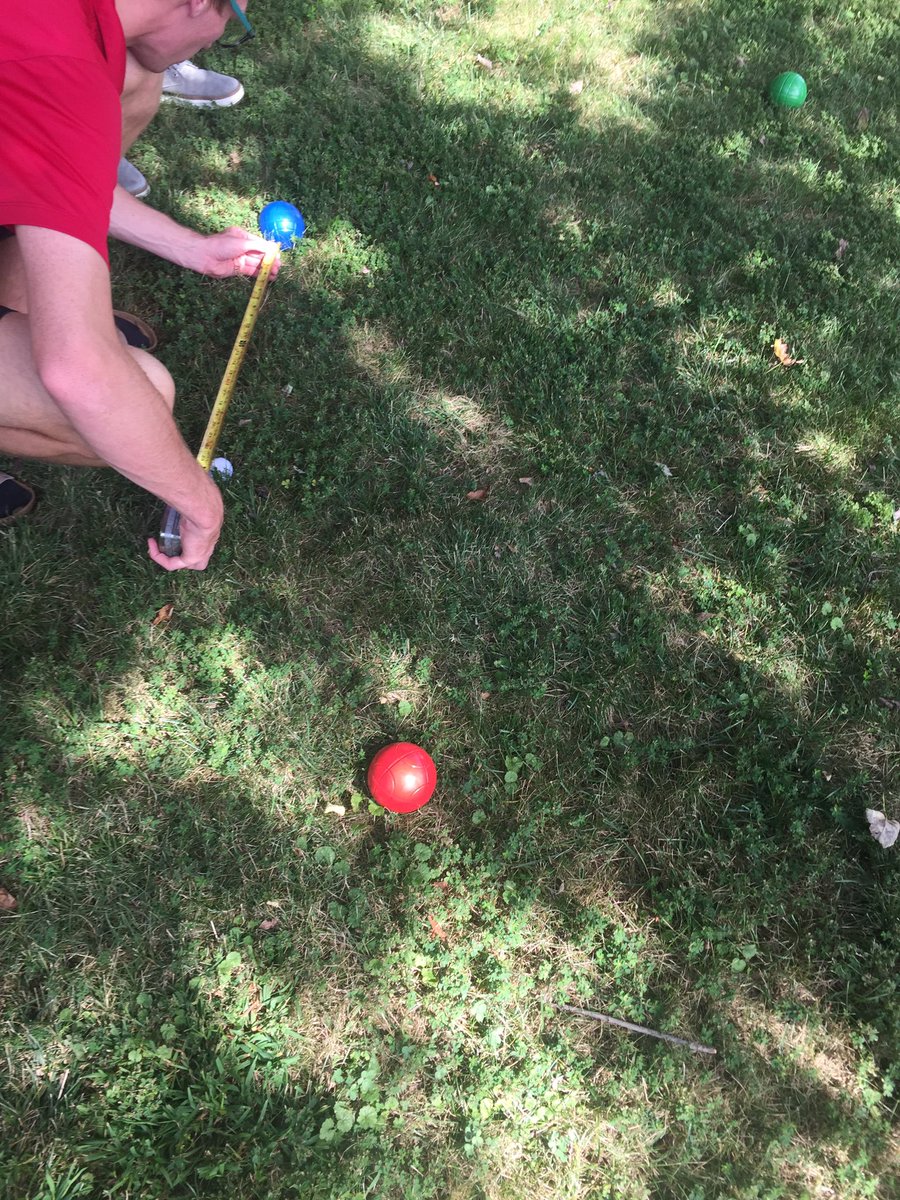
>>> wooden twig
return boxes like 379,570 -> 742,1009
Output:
554,1003 -> 716,1056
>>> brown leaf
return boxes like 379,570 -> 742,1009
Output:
856,107 -> 870,131
773,338 -> 804,366
518,476 -> 534,486
0,887 -> 17,912
474,54 -> 493,70
245,981 -> 263,1021
259,917 -> 280,932
151,603 -> 174,627
427,173 -> 440,187
466,487 -> 489,501
697,612 -> 714,623
428,913 -> 449,941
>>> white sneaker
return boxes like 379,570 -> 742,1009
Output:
117,158 -> 150,199
161,60 -> 245,108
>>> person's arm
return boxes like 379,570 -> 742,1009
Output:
110,187 -> 276,278
18,225 -> 222,570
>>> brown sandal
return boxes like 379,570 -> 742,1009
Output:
0,471 -> 36,524
113,310 -> 158,352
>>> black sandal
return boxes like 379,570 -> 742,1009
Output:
0,472 -> 36,523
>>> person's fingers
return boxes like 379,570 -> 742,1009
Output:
147,537 -> 209,571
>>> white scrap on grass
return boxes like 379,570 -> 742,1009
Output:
866,809 -> 899,849
656,462 -> 673,477
893,507 -> 900,523
210,457 -> 234,479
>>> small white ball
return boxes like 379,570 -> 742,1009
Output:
211,457 -> 234,479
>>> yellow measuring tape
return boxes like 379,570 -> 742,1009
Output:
158,246 -> 279,557
196,246 -> 278,470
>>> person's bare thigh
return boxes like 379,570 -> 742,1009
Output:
0,309 -> 174,466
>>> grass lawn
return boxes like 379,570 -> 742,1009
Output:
2,0 -> 899,1196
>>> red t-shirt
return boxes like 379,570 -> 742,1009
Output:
0,0 -> 126,265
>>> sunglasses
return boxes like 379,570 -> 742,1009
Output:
221,0 -> 255,49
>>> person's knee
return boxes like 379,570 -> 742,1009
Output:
130,348 -> 175,411
121,51 -> 163,151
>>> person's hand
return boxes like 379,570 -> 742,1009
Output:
185,227 -> 280,279
147,485 -> 224,571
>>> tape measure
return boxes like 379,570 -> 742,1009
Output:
197,247 -> 278,470
158,246 -> 278,558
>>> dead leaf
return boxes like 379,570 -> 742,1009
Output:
866,809 -> 899,849
493,544 -> 502,559
466,487 -> 489,501
151,603 -> 174,627
569,79 -> 584,95
856,107 -> 870,131
245,981 -> 263,1021
836,238 -> 849,260
0,887 -> 17,912
474,54 -> 493,70
773,338 -> 805,366
428,913 -> 449,941
697,612 -> 714,623
259,917 -> 280,932
325,803 -> 346,816
228,149 -> 243,169
656,462 -> 673,478
518,476 -> 534,486
427,173 -> 440,187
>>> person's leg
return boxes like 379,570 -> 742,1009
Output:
117,51 -> 164,198
118,53 -> 244,196
121,51 -> 164,156
0,311 -> 175,466
0,236 -> 28,313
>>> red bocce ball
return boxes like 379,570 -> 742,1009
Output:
367,742 -> 437,813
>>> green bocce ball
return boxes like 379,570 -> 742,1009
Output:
769,71 -> 807,108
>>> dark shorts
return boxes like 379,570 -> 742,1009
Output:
0,305 -> 16,320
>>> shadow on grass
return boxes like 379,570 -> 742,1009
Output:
3,0 -> 899,1195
